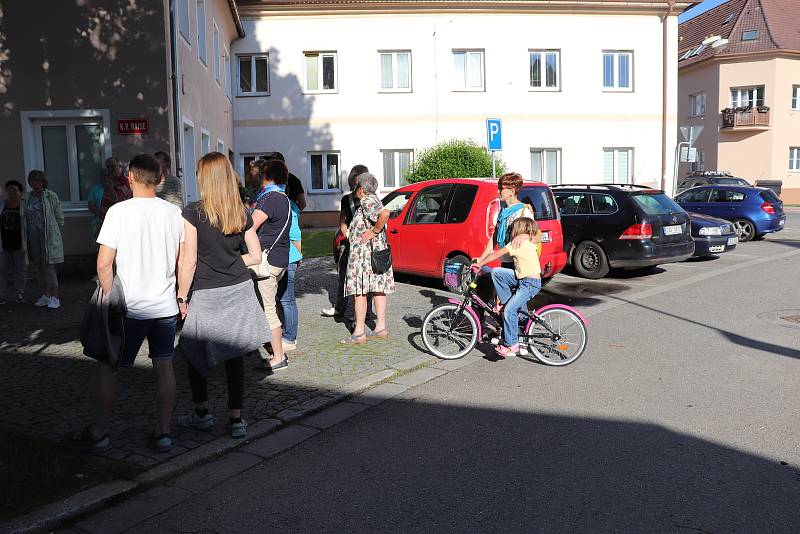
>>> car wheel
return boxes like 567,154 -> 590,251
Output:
444,254 -> 471,294
732,218 -> 755,242
573,241 -> 609,279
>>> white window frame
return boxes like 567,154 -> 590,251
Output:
452,49 -> 485,92
689,150 -> 705,172
530,148 -> 561,185
792,85 -> 799,110
790,147 -> 800,171
602,50 -> 633,92
603,147 -> 633,184
196,0 -> 206,65
178,0 -> 191,46
377,50 -> 412,93
217,139 -> 225,154
20,109 -> 112,209
212,21 -> 221,84
200,129 -> 211,155
307,151 -> 342,192
730,85 -> 764,108
529,49 -> 560,91
237,54 -> 270,96
303,51 -> 338,94
689,92 -> 706,117
381,149 -> 414,189
741,30 -> 759,41
224,49 -> 232,102
182,118 -> 198,204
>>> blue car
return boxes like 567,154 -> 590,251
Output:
674,185 -> 786,242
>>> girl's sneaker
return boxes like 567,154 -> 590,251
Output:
179,411 -> 215,430
495,344 -> 519,359
34,294 -> 50,307
230,418 -> 247,439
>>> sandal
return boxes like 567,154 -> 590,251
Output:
340,333 -> 367,345
495,344 -> 519,359
366,328 -> 389,339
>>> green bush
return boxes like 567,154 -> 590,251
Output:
405,139 -> 506,183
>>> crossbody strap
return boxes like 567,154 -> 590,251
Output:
264,192 -> 291,257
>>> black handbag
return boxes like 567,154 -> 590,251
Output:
363,209 -> 392,274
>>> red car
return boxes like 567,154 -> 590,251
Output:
335,178 -> 567,289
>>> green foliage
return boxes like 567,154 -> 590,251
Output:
405,139 -> 506,183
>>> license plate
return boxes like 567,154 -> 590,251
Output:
727,237 -> 738,246
663,225 -> 682,235
709,245 -> 725,253
779,218 -> 785,227
541,231 -> 551,243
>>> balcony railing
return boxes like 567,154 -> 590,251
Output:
721,108 -> 770,129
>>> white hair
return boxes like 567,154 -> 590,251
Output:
356,172 -> 379,194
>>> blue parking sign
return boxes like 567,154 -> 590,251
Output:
486,118 -> 502,151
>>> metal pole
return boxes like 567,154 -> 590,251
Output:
491,151 -> 496,179
672,141 -> 689,196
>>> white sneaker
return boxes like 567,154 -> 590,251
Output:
47,297 -> 61,309
321,307 -> 337,317
34,295 -> 50,307
282,339 -> 297,352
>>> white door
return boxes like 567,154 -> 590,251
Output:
183,123 -> 198,203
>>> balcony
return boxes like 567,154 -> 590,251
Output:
721,108 -> 771,131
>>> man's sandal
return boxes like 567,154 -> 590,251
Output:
340,334 -> 367,345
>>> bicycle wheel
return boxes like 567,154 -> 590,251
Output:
525,308 -> 587,366
422,303 -> 479,360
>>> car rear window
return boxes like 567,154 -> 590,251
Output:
759,190 -> 781,204
519,186 -> 557,221
630,193 -> 684,215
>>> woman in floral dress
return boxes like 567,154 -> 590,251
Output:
341,173 -> 394,345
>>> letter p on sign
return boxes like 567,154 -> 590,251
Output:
486,118 -> 502,151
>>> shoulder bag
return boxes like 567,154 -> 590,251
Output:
250,192 -> 291,280
363,207 -> 392,275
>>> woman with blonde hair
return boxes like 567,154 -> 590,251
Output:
177,152 -> 268,438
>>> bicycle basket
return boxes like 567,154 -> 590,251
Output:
443,260 -> 467,288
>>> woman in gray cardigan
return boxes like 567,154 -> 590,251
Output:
22,170 -> 64,309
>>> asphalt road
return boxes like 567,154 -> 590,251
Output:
129,213 -> 800,533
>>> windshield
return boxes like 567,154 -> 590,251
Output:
381,191 -> 413,219
631,193 -> 684,215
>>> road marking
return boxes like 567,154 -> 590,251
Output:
583,247 -> 800,318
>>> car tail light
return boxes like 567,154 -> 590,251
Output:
619,223 -> 653,240
760,202 -> 775,214
486,199 -> 501,240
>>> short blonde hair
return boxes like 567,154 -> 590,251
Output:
197,152 -> 247,234
510,217 -> 538,240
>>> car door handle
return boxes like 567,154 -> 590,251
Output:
390,229 -> 399,235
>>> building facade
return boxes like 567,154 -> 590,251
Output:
234,0 -> 691,226
677,0 -> 800,202
0,0 -> 243,256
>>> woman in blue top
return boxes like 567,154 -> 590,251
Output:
277,185 -> 302,352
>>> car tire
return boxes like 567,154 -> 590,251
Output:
732,218 -> 756,242
752,233 -> 766,241
444,254 -> 471,294
573,241 -> 610,279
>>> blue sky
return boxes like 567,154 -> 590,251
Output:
679,0 -> 729,22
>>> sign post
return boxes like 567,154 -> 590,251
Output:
672,125 -> 704,195
486,118 -> 502,179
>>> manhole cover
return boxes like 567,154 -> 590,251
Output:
757,310 -> 800,330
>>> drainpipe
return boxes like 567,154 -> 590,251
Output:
661,1 -> 676,192
168,0 -> 183,193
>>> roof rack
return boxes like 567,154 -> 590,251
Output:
552,183 -> 655,191
687,170 -> 733,177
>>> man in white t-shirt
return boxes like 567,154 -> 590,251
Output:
69,154 -> 185,454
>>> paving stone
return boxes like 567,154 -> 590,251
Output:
390,367 -> 448,387
432,355 -> 481,372
299,401 -> 373,430
171,452 -> 262,494
242,425 -> 320,459
390,354 -> 438,372
350,382 -> 409,406
75,485 -> 191,534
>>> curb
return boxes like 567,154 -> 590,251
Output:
2,352 -> 464,534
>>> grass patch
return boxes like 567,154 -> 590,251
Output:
0,430 -> 141,520
301,229 -> 336,259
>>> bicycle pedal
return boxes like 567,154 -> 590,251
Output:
490,337 -> 500,345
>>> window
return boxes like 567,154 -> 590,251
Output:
224,51 -> 232,101
689,150 -> 705,172
304,52 -> 337,93
446,184 -> 479,224
602,51 -> 633,91
407,184 -> 452,224
30,117 -> 109,205
603,148 -> 633,183
590,194 -> 619,215
308,151 -> 340,191
676,189 -> 711,203
381,149 -> 413,188
382,191 -> 413,219
709,189 -> 745,202
519,187 -> 558,220
201,130 -> 210,155
730,86 -> 764,108
723,12 -> 737,24
178,0 -> 190,44
452,50 -> 484,91
741,30 -> 759,41
555,193 -> 589,216
378,51 -> 411,92
182,121 -> 197,202
530,148 -> 560,185
631,193 -> 684,215
238,55 -> 269,96
529,50 -> 560,90
212,22 -> 221,83
690,93 -> 706,117
217,139 -> 224,153
792,85 -> 799,110
196,1 -> 206,64
790,147 -> 800,171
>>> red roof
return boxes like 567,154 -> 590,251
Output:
679,0 -> 800,67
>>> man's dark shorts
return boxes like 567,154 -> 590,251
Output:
117,315 -> 178,368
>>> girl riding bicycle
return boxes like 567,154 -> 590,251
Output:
473,217 -> 541,358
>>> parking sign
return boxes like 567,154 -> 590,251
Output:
486,118 -> 502,151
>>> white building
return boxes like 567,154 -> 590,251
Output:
233,0 -> 693,226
